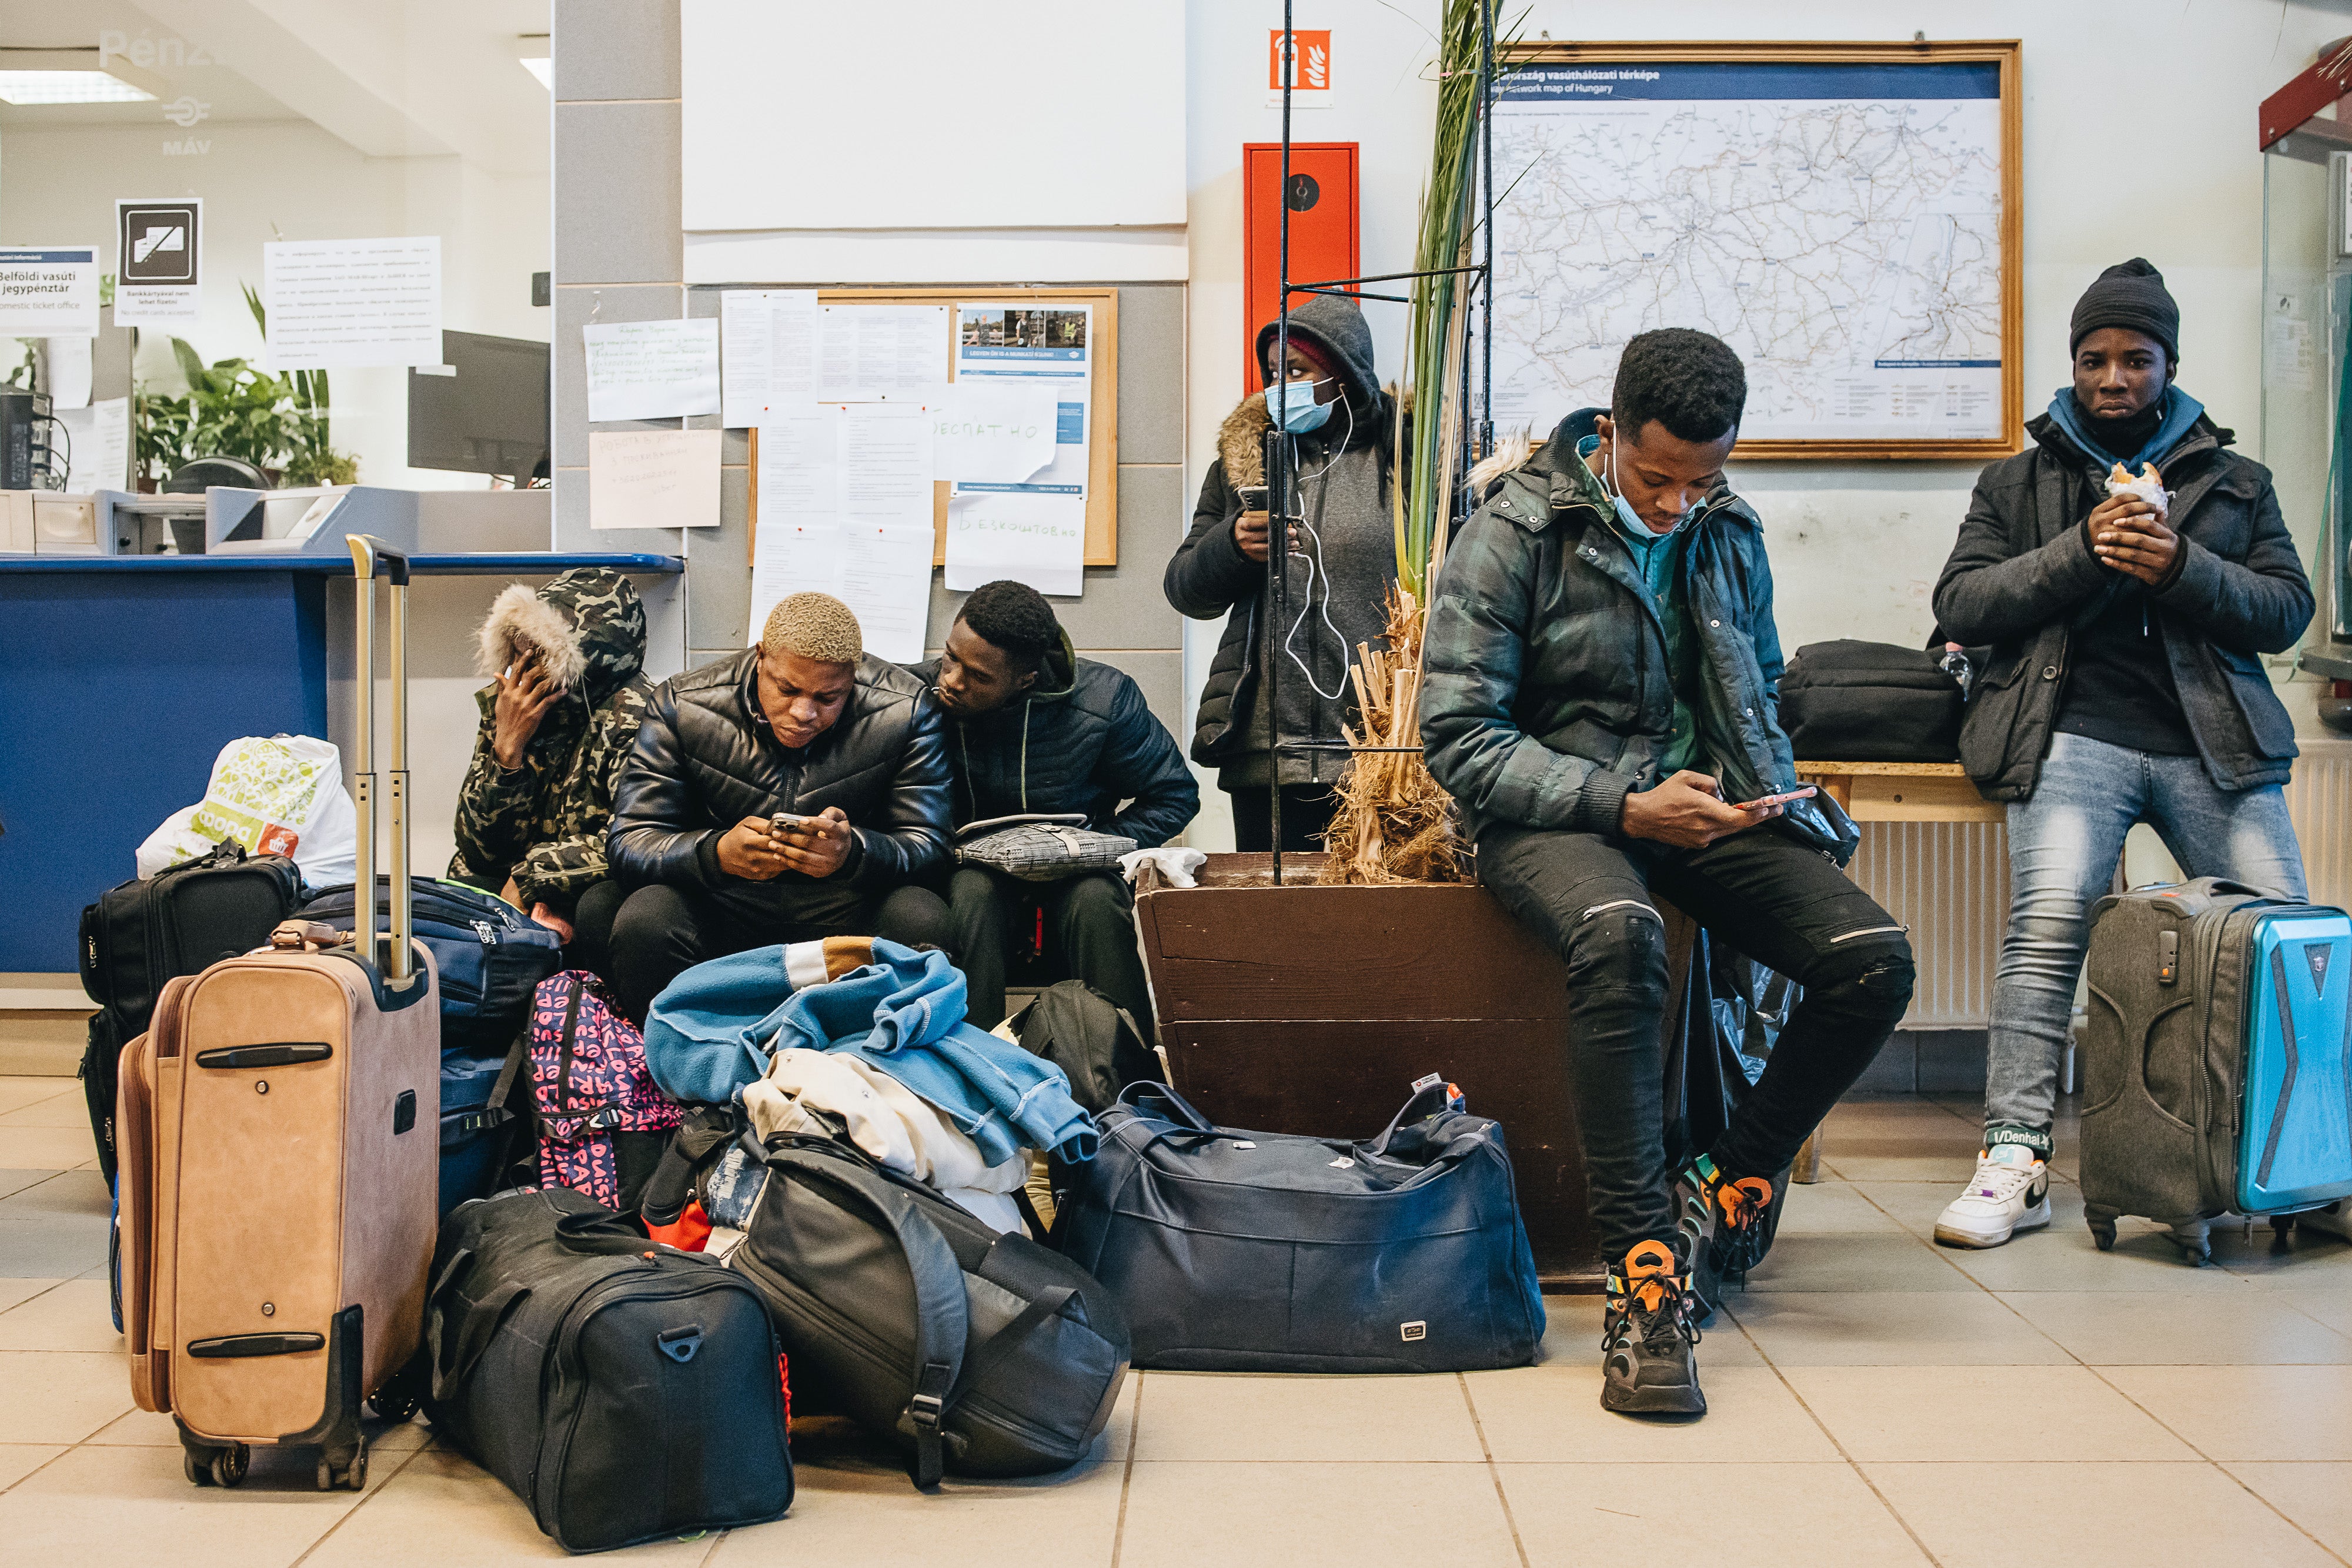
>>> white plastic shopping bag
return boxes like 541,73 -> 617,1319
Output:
135,734 -> 358,888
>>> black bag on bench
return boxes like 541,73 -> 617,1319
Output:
1779,639 -> 1968,763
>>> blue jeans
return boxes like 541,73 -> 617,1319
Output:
1985,731 -> 2307,1140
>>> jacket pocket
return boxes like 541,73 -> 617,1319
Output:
2216,647 -> 2297,760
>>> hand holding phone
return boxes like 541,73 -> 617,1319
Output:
1733,785 -> 1818,813
769,811 -> 816,835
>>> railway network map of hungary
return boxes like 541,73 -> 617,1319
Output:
1491,60 -> 2007,444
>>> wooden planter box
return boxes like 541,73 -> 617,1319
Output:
1135,853 -> 1705,1290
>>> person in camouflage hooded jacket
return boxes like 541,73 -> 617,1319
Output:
449,567 -> 653,935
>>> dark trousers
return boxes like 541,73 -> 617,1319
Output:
1476,823 -> 1916,1260
1227,784 -> 1337,854
574,879 -> 951,1026
946,865 -> 1152,1034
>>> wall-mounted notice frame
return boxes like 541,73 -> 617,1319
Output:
1491,39 -> 2023,460
750,286 -> 1120,570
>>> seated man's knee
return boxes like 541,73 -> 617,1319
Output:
1060,871 -> 1132,925
609,882 -> 690,947
1813,931 -> 1916,1025
877,884 -> 954,952
1562,902 -> 1671,999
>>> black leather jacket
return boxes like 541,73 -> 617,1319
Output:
607,649 -> 953,930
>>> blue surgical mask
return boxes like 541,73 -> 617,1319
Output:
1268,377 -> 1334,433
1607,437 -> 1688,537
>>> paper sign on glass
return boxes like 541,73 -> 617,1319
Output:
263,237 -> 441,369
584,318 -> 721,422
0,247 -> 101,337
589,429 -> 721,530
113,198 -> 202,328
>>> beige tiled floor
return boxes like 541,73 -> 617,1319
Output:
2,1077 -> 2350,1566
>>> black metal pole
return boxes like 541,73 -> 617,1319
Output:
1269,1 -> 1292,884
1479,0 -> 1496,464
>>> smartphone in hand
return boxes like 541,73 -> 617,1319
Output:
769,811 -> 816,835
1732,785 -> 1818,813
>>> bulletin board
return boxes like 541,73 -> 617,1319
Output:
749,286 -> 1121,567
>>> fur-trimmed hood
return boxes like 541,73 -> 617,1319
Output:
1216,380 -> 1412,489
476,567 -> 646,707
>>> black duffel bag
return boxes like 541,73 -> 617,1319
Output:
1054,1080 -> 1545,1373
1779,640 -> 1968,763
729,1130 -> 1130,1490
300,877 -> 562,1052
423,1187 -> 793,1553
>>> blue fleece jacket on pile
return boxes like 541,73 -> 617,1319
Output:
643,939 -> 1096,1166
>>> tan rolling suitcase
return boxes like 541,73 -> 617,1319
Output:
119,535 -> 440,1490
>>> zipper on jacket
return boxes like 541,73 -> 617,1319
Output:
1020,703 -> 1033,813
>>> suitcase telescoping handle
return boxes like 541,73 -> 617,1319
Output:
347,534 -> 418,984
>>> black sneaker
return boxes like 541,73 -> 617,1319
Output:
1676,1153 -> 1778,1299
1601,1239 -> 1705,1416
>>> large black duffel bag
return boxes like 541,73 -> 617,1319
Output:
729,1129 -> 1130,1490
79,841 -> 303,1185
300,877 -> 561,1052
1779,639 -> 1967,763
1054,1080 -> 1546,1373
423,1187 -> 793,1553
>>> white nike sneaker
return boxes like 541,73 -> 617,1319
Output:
1934,1144 -> 2052,1248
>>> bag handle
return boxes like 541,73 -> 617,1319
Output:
425,1245 -> 530,1400
1121,1081 -> 1217,1134
269,920 -> 353,953
1366,1077 -> 1464,1160
760,1142 -> 970,1490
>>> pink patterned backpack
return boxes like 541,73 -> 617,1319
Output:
529,971 -> 683,1209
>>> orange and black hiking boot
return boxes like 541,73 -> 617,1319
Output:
1676,1153 -> 1779,1311
1601,1239 -> 1704,1415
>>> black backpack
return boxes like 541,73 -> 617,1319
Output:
299,877 -> 562,1054
1010,979 -> 1160,1116
78,841 -> 303,1185
422,1187 -> 793,1553
1779,640 -> 1968,763
729,1130 -> 1131,1490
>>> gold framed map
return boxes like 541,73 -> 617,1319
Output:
1491,39 -> 2023,460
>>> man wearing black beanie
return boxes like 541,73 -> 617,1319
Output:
1929,258 -> 2314,1251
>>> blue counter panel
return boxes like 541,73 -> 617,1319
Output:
0,571 -> 329,971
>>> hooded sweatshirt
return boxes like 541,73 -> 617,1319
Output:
449,567 -> 654,915
1166,292 -> 1399,789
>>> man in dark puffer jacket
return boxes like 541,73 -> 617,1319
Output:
580,593 -> 953,1025
911,579 -> 1198,1029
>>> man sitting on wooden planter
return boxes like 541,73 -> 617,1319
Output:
914,579 -> 1199,1032
1422,329 -> 1917,1419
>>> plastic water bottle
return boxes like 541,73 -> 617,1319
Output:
1938,642 -> 1973,697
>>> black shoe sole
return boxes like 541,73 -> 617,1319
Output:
1602,1380 -> 1708,1416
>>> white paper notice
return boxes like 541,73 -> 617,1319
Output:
263,237 -> 441,369
747,520 -> 846,647
934,381 -> 1057,483
583,318 -> 720,421
946,488 -> 1087,597
589,429 -> 721,530
842,523 -> 937,662
113,198 -> 202,328
818,304 -> 948,402
58,396 -> 131,494
0,247 -> 101,336
840,404 -> 936,526
2266,306 -> 2314,394
721,289 -> 818,425
756,410 -> 841,518
44,336 -> 93,409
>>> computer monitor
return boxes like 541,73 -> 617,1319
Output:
407,330 -> 550,479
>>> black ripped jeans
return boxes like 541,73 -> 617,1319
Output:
1477,822 -> 1916,1260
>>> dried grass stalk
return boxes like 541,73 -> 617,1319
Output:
1318,587 -> 1468,886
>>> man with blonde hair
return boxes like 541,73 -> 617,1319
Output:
579,593 -> 954,1023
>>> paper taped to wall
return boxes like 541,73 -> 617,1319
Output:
589,428 -> 721,530
721,289 -> 818,425
583,318 -> 721,422
933,381 -> 1057,483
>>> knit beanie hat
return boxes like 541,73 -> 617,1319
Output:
2069,258 -> 2180,363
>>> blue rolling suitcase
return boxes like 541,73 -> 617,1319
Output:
2080,878 -> 2352,1262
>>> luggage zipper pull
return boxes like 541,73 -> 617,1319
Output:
472,920 -> 497,945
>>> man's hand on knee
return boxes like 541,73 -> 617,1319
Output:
1621,771 -> 1759,849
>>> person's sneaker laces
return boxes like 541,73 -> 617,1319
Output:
1601,1239 -> 1705,1416
1933,1144 -> 2051,1249
1676,1153 -> 1778,1290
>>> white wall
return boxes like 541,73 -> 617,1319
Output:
0,119 -> 550,490
1178,0 -> 2352,850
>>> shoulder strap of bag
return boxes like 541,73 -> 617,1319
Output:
760,1142 -> 970,1490
641,1107 -> 740,1228
1122,1080 -> 1217,1133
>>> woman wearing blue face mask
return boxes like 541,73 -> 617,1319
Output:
1165,294 -> 1402,852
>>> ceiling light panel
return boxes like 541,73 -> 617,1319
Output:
0,71 -> 158,105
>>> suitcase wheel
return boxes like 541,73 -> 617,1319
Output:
184,1440 -> 248,1489
2272,1215 -> 2298,1241
369,1356 -> 425,1425
318,1443 -> 366,1492
2089,1219 -> 2116,1252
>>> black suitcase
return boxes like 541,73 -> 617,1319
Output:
423,1187 -> 793,1553
1779,640 -> 1967,763
299,877 -> 562,1054
76,840 -> 303,1183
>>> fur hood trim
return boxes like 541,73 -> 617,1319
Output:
1215,381 -> 1410,489
477,584 -> 586,688
1466,427 -> 1542,496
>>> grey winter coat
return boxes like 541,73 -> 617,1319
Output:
1933,413 -> 2311,800
1422,408 -> 1857,862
